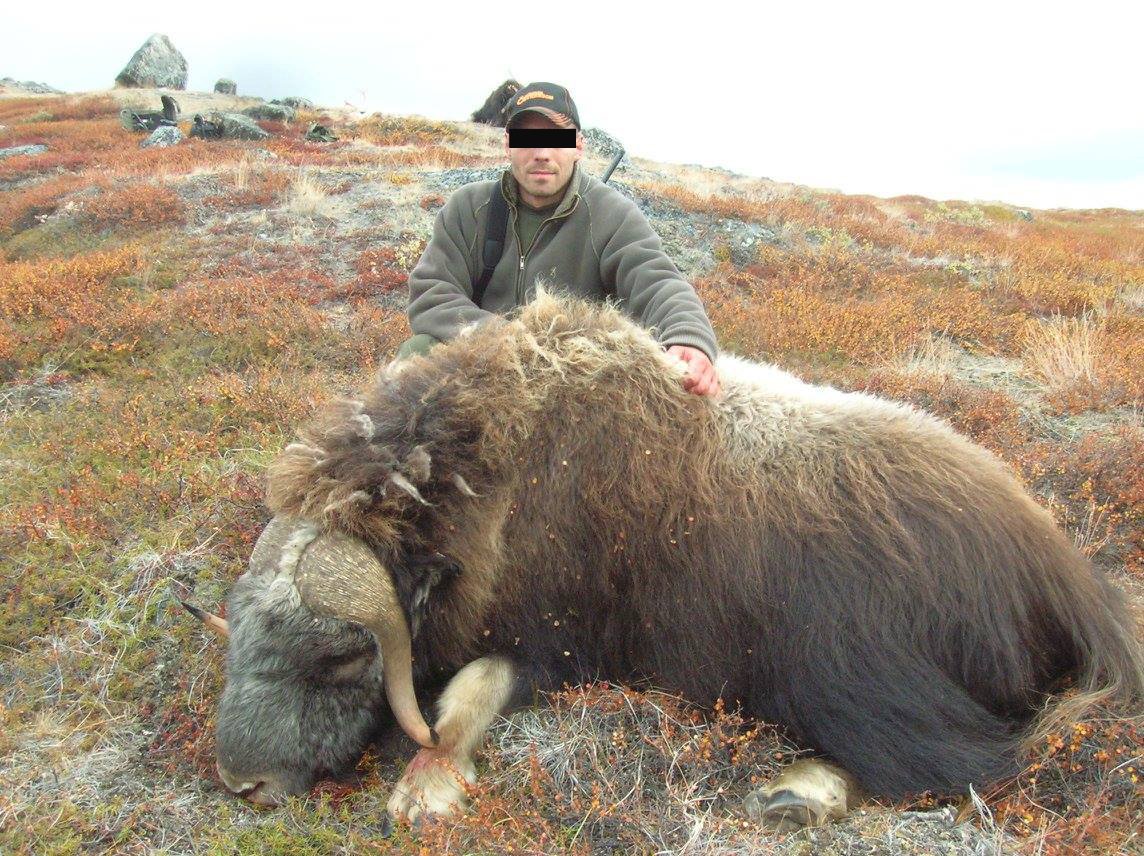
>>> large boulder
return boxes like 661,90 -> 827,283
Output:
214,79 -> 237,95
243,102 -> 296,122
115,34 -> 188,90
192,111 -> 269,141
582,127 -> 624,160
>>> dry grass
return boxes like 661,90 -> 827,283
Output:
231,151 -> 257,192
897,332 -> 962,378
1021,312 -> 1103,393
282,167 -> 335,218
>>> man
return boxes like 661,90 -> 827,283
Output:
400,82 -> 720,397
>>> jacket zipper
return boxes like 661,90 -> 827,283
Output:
514,196 -> 580,303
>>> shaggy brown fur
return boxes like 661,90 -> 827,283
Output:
470,79 -> 521,126
267,294 -> 1144,797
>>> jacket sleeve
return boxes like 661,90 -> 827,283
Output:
596,193 -> 719,361
407,188 -> 498,342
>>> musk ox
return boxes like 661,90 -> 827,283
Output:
191,293 -> 1144,828
470,79 -> 521,126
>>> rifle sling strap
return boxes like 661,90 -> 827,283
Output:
473,183 -> 509,307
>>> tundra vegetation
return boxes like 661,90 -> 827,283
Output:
0,88 -> 1141,855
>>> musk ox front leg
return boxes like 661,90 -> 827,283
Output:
743,759 -> 859,832
387,656 -> 516,825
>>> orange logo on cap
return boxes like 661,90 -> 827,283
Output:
516,90 -> 556,106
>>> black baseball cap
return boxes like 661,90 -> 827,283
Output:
504,82 -> 581,130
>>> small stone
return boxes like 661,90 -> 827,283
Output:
142,126 -> 183,148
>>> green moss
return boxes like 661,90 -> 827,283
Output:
3,217 -> 117,261
924,202 -> 988,227
110,236 -> 193,292
980,204 -> 1021,222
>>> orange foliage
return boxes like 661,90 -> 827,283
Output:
151,275 -> 328,354
262,136 -> 348,167
0,247 -> 143,370
0,104 -> 242,181
0,173 -> 88,234
344,301 -> 410,369
203,170 -> 291,212
0,94 -> 117,124
861,369 -> 1028,454
696,256 -> 1019,366
82,182 -> 187,232
339,246 -> 409,298
990,717 -> 1144,854
0,118 -> 124,178
1022,428 -> 1144,574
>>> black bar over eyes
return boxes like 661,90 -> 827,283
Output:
508,128 -> 577,148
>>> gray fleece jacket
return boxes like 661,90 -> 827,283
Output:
406,162 -> 718,360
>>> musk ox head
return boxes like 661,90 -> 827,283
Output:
187,516 -> 439,806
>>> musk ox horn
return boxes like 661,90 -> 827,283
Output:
174,583 -> 230,639
289,524 -> 437,749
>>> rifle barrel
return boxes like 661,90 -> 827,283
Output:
602,148 -> 625,184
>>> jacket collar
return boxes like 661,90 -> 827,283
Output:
501,161 -> 584,217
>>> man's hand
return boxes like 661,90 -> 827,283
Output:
667,345 -> 721,398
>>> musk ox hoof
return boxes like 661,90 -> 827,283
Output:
386,747 -> 476,826
743,759 -> 853,832
744,788 -> 831,832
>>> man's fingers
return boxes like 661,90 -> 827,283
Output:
694,370 -> 719,397
667,345 -> 719,397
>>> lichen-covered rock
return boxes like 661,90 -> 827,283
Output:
243,103 -> 296,122
115,34 -> 188,90
0,77 -> 63,94
274,97 -> 313,110
0,144 -> 49,159
142,126 -> 183,148
582,127 -> 624,160
197,111 -> 270,140
214,79 -> 237,95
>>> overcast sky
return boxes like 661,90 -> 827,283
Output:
6,1 -> 1142,209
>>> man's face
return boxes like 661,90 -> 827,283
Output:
504,112 -> 584,209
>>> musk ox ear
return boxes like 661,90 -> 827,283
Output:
392,549 -> 462,637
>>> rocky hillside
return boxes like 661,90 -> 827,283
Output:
1,87 -> 1141,855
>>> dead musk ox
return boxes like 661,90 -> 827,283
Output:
196,294 -> 1144,827
470,79 -> 521,126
